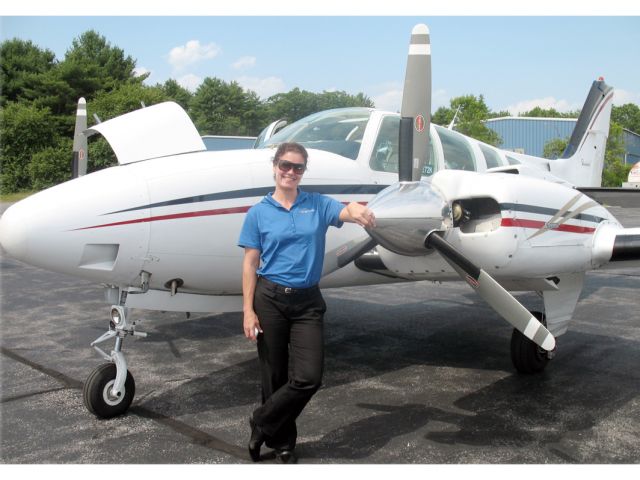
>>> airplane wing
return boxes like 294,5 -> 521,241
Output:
578,187 -> 640,208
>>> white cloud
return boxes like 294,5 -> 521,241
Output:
432,89 -> 450,112
613,89 -> 640,106
369,83 -> 450,113
236,75 -> 286,99
168,40 -> 221,71
133,66 -> 151,79
372,89 -> 402,112
177,74 -> 203,92
505,97 -> 581,116
232,56 -> 256,70
370,82 -> 402,112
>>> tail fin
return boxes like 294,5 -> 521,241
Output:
549,79 -> 614,187
71,97 -> 88,178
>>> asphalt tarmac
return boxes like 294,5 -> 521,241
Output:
1,202 -> 639,465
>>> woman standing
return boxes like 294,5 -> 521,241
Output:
238,142 -> 375,463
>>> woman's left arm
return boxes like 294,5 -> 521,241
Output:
339,202 -> 376,228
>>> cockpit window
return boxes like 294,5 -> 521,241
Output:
479,143 -> 503,169
436,125 -> 477,171
506,155 -> 521,165
369,115 -> 437,177
264,108 -> 372,160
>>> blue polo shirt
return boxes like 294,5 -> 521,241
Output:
238,189 -> 345,288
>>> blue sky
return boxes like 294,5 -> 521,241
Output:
2,6 -> 640,115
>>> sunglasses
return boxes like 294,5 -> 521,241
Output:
277,160 -> 306,174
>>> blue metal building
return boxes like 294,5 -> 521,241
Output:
623,128 -> 640,165
484,117 -> 640,165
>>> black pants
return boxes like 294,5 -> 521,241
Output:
251,277 -> 326,451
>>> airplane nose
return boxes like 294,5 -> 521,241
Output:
0,201 -> 29,260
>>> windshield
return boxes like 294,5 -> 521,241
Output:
264,108 -> 373,160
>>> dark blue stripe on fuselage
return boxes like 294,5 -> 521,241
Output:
104,184 -> 389,215
103,186 -> 607,225
499,202 -> 606,224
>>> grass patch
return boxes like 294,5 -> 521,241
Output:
0,191 -> 37,203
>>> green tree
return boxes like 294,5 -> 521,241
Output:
543,137 -> 569,160
189,77 -> 265,135
59,30 -> 138,102
89,82 -> 168,120
0,103 -> 60,193
159,79 -> 193,111
520,106 -> 579,118
432,94 -> 501,146
0,38 -> 56,106
602,122 -> 631,187
611,103 -> 640,134
265,89 -> 373,125
27,138 -> 73,191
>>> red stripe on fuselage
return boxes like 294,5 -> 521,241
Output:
73,206 -> 251,230
74,201 -> 369,231
500,218 -> 595,234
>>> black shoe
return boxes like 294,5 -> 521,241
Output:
275,449 -> 298,464
248,417 -> 265,462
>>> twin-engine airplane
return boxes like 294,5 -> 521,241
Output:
1,24 -> 639,419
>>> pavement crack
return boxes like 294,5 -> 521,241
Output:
0,346 -> 83,390
129,405 -> 250,462
1,386 -> 69,403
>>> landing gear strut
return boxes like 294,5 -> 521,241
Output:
83,305 -> 146,418
510,311 -> 555,374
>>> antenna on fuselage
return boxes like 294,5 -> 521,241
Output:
447,105 -> 461,130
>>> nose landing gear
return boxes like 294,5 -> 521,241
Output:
83,305 -> 146,418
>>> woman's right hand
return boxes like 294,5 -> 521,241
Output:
243,310 -> 262,341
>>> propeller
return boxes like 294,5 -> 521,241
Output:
322,24 -> 432,276
324,23 -> 556,352
71,97 -> 88,178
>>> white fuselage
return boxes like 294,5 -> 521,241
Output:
0,107 -> 626,305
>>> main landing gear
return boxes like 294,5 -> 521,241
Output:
510,311 -> 555,374
83,305 -> 147,418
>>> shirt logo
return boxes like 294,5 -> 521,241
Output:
298,208 -> 315,214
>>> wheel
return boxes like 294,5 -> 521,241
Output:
510,311 -> 551,374
83,363 -> 135,418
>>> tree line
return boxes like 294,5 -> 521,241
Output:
2,30 -> 639,194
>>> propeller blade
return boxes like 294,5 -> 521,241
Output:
72,97 -> 88,178
321,235 -> 378,276
425,232 -> 556,352
399,24 -> 431,182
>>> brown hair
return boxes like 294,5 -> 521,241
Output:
272,142 -> 308,166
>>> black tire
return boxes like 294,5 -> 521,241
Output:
510,311 -> 551,374
83,363 -> 135,419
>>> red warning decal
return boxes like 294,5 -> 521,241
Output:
415,114 -> 425,132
